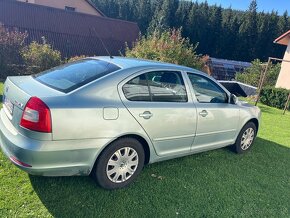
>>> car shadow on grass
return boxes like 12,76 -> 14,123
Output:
29,137 -> 290,218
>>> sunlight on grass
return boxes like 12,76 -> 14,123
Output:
241,97 -> 290,148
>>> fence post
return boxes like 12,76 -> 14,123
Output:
255,58 -> 271,106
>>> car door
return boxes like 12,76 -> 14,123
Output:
186,72 -> 240,151
119,70 -> 197,157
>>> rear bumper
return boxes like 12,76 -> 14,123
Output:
0,109 -> 112,176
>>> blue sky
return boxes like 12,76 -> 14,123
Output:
196,0 -> 289,15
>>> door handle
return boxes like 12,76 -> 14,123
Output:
199,110 -> 208,117
139,111 -> 153,119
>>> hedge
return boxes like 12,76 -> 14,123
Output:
260,87 -> 290,110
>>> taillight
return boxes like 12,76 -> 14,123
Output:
20,97 -> 52,133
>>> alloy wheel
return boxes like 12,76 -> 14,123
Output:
106,147 -> 139,183
240,127 -> 255,150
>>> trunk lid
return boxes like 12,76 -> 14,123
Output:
2,76 -> 64,139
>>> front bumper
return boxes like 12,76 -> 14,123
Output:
0,109 -> 111,176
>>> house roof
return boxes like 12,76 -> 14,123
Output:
85,0 -> 106,17
274,30 -> 290,46
0,0 -> 139,57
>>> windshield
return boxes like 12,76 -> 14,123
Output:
34,59 -> 120,93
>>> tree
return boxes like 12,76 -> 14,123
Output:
92,0 -> 289,62
175,1 -> 190,27
278,11 -> 289,34
221,9 -> 240,59
135,0 -> 152,33
208,5 -> 223,56
0,24 -> 27,77
238,0 -> 258,60
125,28 -> 203,70
147,0 -> 179,33
21,37 -> 62,74
235,59 -> 280,87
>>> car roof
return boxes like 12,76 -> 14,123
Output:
90,56 -> 194,72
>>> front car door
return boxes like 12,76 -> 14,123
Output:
119,69 -> 197,157
186,72 -> 240,151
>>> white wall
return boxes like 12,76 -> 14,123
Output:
276,41 -> 290,90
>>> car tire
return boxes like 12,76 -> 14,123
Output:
233,122 -> 257,154
92,137 -> 145,190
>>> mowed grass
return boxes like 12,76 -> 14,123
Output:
0,83 -> 290,217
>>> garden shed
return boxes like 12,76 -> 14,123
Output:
206,57 -> 251,81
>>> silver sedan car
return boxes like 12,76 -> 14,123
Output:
0,57 -> 261,189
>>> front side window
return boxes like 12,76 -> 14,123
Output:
123,71 -> 187,102
187,73 -> 228,103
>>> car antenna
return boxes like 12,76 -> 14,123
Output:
91,28 -> 113,59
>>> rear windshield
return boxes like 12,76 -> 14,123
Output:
34,59 -> 120,93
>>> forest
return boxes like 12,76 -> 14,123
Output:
92,0 -> 290,62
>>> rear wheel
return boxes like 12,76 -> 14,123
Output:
93,138 -> 145,190
233,122 -> 257,154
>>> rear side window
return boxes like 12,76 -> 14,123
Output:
123,71 -> 188,102
34,59 -> 120,93
147,71 -> 187,102
122,74 -> 151,101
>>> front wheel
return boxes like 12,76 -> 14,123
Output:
233,122 -> 257,154
92,138 -> 145,190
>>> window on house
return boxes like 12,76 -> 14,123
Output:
65,6 -> 76,12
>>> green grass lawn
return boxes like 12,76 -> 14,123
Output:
0,85 -> 289,217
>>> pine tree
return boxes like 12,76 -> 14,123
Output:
208,5 -> 223,56
238,0 -> 258,60
91,0 -> 289,62
278,11 -> 289,34
175,1 -> 190,27
136,0 -> 152,33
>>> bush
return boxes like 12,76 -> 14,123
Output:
21,37 -> 62,74
235,59 -> 280,87
260,87 -> 290,109
0,24 -> 27,78
66,55 -> 87,63
125,29 -> 203,70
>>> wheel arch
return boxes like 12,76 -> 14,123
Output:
91,134 -> 151,174
120,134 -> 151,165
233,117 -> 259,145
247,118 -> 259,132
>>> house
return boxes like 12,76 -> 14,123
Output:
0,0 -> 139,57
274,30 -> 290,90
16,0 -> 105,16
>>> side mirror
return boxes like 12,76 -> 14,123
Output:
230,94 -> 237,104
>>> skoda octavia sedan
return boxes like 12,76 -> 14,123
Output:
0,57 -> 261,189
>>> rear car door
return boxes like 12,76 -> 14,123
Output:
119,70 -> 197,157
186,72 -> 240,150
